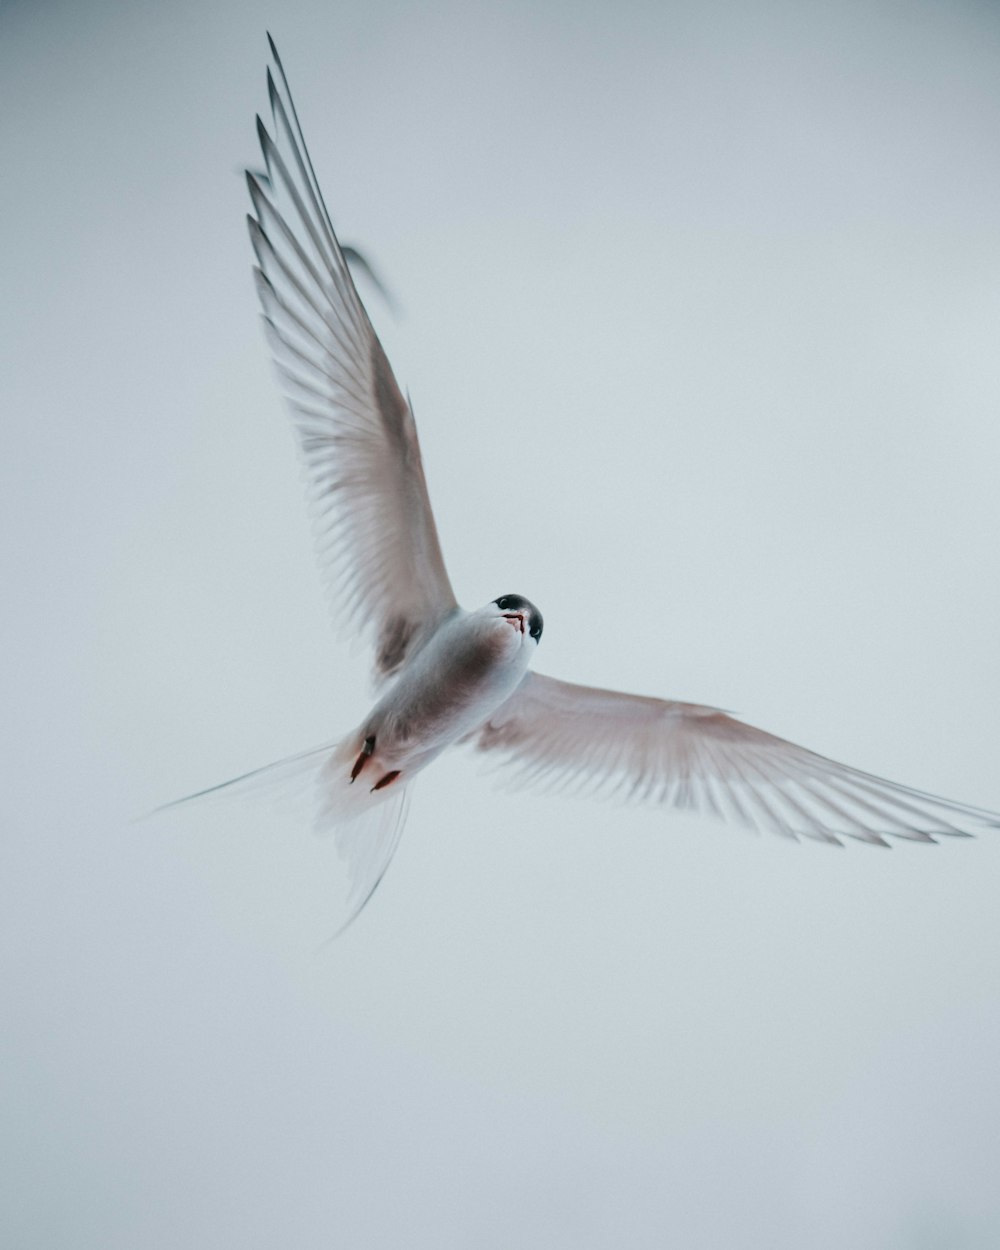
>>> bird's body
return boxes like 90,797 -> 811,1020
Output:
329,600 -> 540,815
162,37 -> 999,932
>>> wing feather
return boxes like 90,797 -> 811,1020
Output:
467,673 -> 1000,845
247,40 -> 457,681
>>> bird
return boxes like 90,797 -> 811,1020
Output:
163,36 -> 999,933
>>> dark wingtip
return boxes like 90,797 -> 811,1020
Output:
266,32 -> 286,79
246,214 -> 268,261
341,244 -> 400,317
252,265 -> 275,299
255,114 -> 278,167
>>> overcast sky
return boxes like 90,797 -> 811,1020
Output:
3,0 -> 1000,1246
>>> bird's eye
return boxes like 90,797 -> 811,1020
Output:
530,623 -> 542,640
496,596 -> 512,610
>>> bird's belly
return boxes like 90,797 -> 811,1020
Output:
369,630 -> 527,769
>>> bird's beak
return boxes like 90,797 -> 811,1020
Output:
503,612 -> 526,634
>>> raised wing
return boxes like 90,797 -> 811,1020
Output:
247,37 -> 457,682
467,673 -> 1000,845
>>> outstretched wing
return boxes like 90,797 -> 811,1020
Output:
467,673 -> 1000,845
247,36 -> 457,682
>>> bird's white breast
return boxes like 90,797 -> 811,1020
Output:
367,610 -> 534,770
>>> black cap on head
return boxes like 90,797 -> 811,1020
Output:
494,594 -> 543,641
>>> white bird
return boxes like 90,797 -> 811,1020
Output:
165,37 -> 999,932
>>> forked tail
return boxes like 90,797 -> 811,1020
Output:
151,736 -> 412,935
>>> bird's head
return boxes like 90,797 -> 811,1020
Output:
490,594 -> 543,644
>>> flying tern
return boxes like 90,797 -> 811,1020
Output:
165,38 -> 999,931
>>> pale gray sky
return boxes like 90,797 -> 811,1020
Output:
3,1 -> 1000,1246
